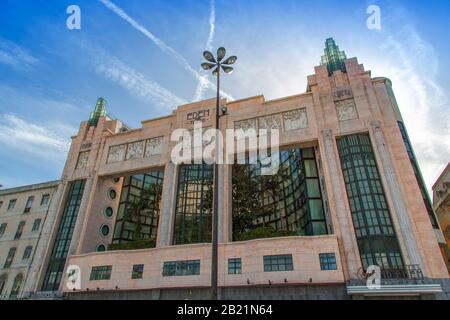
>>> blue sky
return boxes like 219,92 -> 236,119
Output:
0,0 -> 449,193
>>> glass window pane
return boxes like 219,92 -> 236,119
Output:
309,199 -> 324,220
304,160 -> 318,177
307,179 -> 321,197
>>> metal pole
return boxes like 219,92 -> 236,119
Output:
211,67 -> 220,300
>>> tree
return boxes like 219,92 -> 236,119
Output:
232,164 -> 261,239
232,158 -> 294,240
256,169 -> 291,230
125,182 -> 162,241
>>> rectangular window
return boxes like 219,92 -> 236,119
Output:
319,253 -> 337,270
4,247 -> 16,268
162,260 -> 200,276
337,134 -> 404,269
22,246 -> 33,261
131,264 -> 144,279
113,170 -> 164,244
0,201 -> 3,210
40,194 -> 50,206
0,223 -> 7,237
90,266 -> 112,281
173,164 -> 213,245
41,180 -> 86,291
14,221 -> 25,240
228,258 -> 242,274
32,219 -> 42,232
231,147 -> 328,241
263,254 -> 294,272
24,196 -> 34,213
7,199 -> 16,211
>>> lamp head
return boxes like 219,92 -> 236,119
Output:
221,106 -> 228,115
203,51 -> 216,63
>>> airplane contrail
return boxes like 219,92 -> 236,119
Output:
96,54 -> 188,110
193,0 -> 215,101
98,0 -> 233,101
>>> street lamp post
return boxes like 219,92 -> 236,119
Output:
201,47 -> 237,300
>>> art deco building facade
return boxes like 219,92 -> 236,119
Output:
0,181 -> 59,299
2,39 -> 449,299
433,163 -> 450,274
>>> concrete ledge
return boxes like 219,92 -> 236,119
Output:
347,284 -> 443,296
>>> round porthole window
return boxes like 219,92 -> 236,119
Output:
100,225 -> 110,237
113,177 -> 120,184
104,207 -> 114,218
108,189 -> 117,200
96,244 -> 106,252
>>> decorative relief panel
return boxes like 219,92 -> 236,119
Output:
125,140 -> 145,160
234,118 -> 257,131
283,108 -> 308,131
332,86 -> 353,101
336,99 -> 358,121
258,114 -> 282,131
145,137 -> 164,157
107,144 -> 126,163
76,151 -> 89,169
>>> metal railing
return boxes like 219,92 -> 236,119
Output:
357,264 -> 425,285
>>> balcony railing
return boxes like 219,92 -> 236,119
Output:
357,264 -> 425,285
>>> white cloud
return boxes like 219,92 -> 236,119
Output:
98,0 -> 233,100
368,9 -> 450,192
94,52 -> 187,109
0,114 -> 72,162
0,38 -> 38,70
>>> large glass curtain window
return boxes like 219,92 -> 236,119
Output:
41,179 -> 85,291
112,170 -> 164,244
232,147 -> 328,241
337,134 -> 404,269
173,164 -> 213,245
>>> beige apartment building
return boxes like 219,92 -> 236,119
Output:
0,180 -> 59,299
2,39 -> 449,300
433,163 -> 450,274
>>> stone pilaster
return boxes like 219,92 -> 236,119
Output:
369,120 -> 425,271
321,129 -> 361,279
157,162 -> 177,247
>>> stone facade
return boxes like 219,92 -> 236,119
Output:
433,163 -> 450,274
0,181 -> 59,299
1,47 -> 449,300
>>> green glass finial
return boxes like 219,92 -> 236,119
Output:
88,98 -> 108,126
320,38 -> 347,76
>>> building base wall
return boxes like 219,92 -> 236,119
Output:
63,284 -> 349,300
62,279 -> 450,300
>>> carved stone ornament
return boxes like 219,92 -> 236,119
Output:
336,99 -> 358,121
332,87 -> 353,101
107,144 -> 126,163
283,108 -> 308,131
76,151 -> 89,169
234,118 -> 257,131
125,140 -> 145,160
258,114 -> 282,131
145,137 -> 164,157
